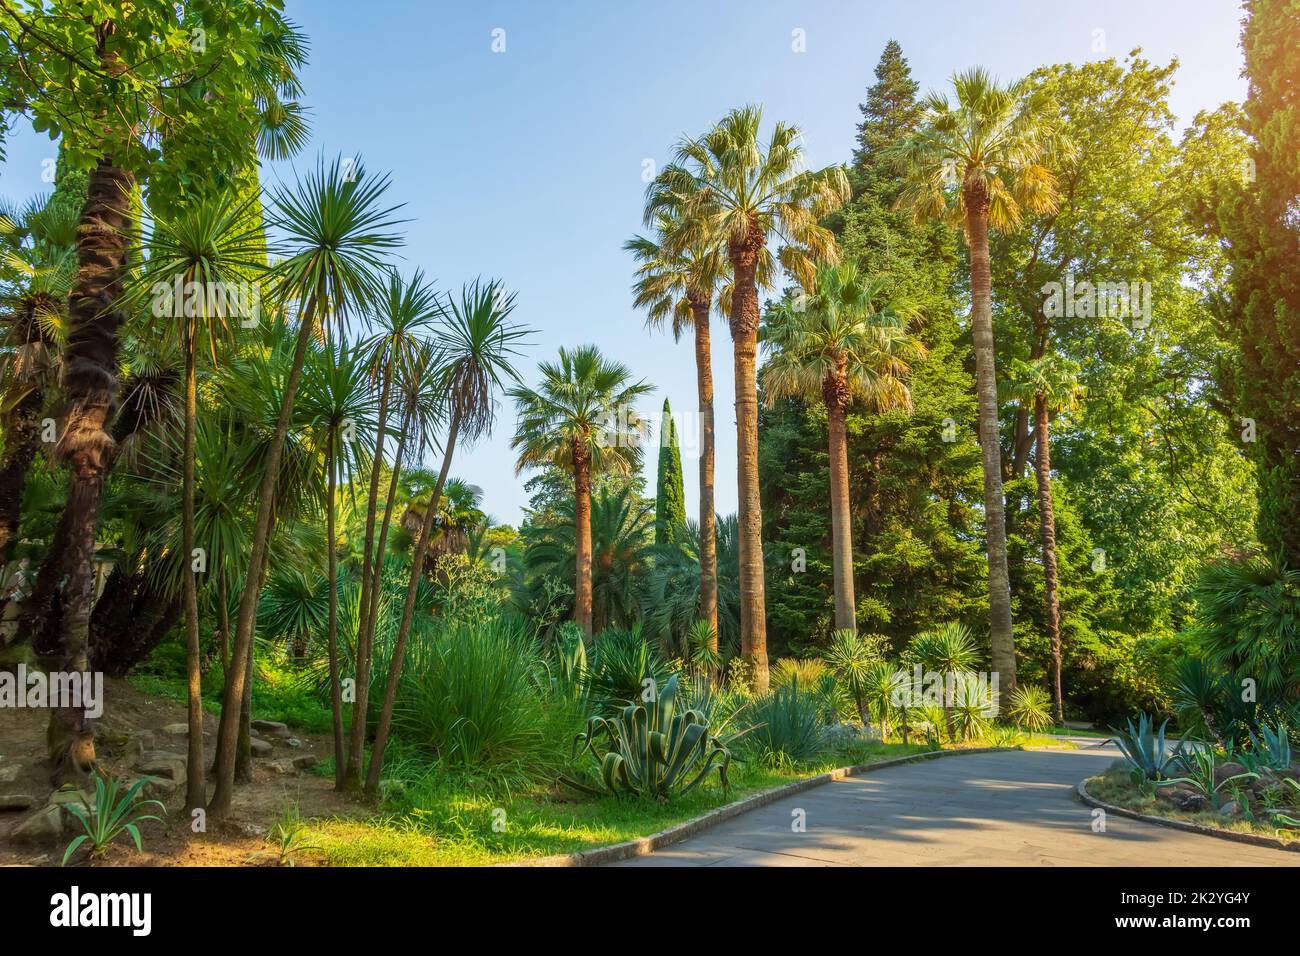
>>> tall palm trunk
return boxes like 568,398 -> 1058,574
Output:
728,233 -> 769,693
689,295 -> 718,649
1034,395 -> 1064,722
48,159 -> 133,786
324,445 -> 345,789
182,331 -> 204,811
963,190 -> 1017,691
825,367 -> 855,632
573,438 -> 594,636
364,411 -> 461,797
344,355 -> 394,791
210,289 -> 320,817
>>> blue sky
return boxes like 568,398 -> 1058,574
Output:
0,0 -> 1247,525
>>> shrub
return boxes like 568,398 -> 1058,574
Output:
745,678 -> 828,768
1159,747 -> 1258,811
395,615 -> 571,782
560,673 -> 733,800
1006,685 -> 1053,733
588,625 -> 673,715
950,673 -> 995,741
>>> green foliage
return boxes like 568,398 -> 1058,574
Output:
252,801 -> 321,867
62,775 -> 166,865
395,616 -> 571,782
642,516 -> 741,656
1186,556 -> 1300,703
561,674 -> 733,800
1108,713 -> 1186,783
745,678 -> 829,768
654,398 -> 686,545
1006,685 -> 1053,733
1159,747 -> 1259,811
910,621 -> 980,674
588,626 -> 673,716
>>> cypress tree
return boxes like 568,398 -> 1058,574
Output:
655,398 -> 686,545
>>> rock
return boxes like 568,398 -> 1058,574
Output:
267,759 -> 299,776
135,752 -> 187,783
285,737 -> 303,748
48,787 -> 90,808
291,754 -> 318,771
0,794 -> 35,813
1218,800 -> 1241,819
161,723 -> 189,735
0,763 -> 22,784
1162,787 -> 1209,813
251,719 -> 291,738
141,777 -> 179,802
1213,762 -> 1247,787
9,804 -> 62,844
126,731 -> 156,759
249,737 -> 273,757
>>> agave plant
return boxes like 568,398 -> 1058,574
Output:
1247,722 -> 1292,771
560,673 -> 732,800
1272,778 -> 1300,829
1108,714 -> 1187,783
1158,746 -> 1259,811
62,775 -> 166,865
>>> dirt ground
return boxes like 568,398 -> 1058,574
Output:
0,677 -> 366,866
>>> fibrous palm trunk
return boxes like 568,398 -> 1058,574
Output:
0,327 -> 47,561
573,439 -> 594,636
48,158 -> 133,787
727,232 -> 769,693
689,295 -> 718,650
825,373 -> 855,632
1034,395 -> 1064,722
963,191 -> 1017,692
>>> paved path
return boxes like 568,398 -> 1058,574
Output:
613,745 -> 1300,867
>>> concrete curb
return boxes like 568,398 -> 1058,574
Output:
1075,776 -> 1300,854
507,746 -> 1016,867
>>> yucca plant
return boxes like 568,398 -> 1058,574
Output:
62,775 -> 166,865
560,673 -> 732,800
1159,746 -> 1259,811
685,618 -> 722,681
950,672 -> 996,741
550,622 -> 590,706
823,629 -> 882,727
1007,684 -> 1053,733
1109,714 -> 1187,784
255,801 -> 321,867
588,626 -> 673,715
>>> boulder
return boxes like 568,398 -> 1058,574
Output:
249,737 -> 273,757
161,723 -> 189,735
135,752 -> 187,783
141,777 -> 179,802
126,731 -> 156,759
1218,800 -> 1241,819
267,759 -> 299,776
285,737 -> 303,749
1162,787 -> 1209,813
0,763 -> 22,784
251,720 -> 291,738
9,804 -> 62,844
0,793 -> 35,813
1213,761 -> 1247,787
291,753 -> 318,771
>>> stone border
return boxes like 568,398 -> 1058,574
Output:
509,746 -> 1015,867
1075,775 -> 1300,854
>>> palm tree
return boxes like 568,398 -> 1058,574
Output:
625,211 -> 733,650
649,106 -> 849,692
888,68 -> 1073,692
363,279 -> 529,797
763,262 -> 925,632
299,339 -> 377,787
343,270 -> 442,794
911,621 -> 980,740
209,157 -> 404,818
510,345 -> 652,637
1005,354 -> 1084,723
131,189 -> 267,812
0,197 -> 75,561
642,515 -> 742,658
